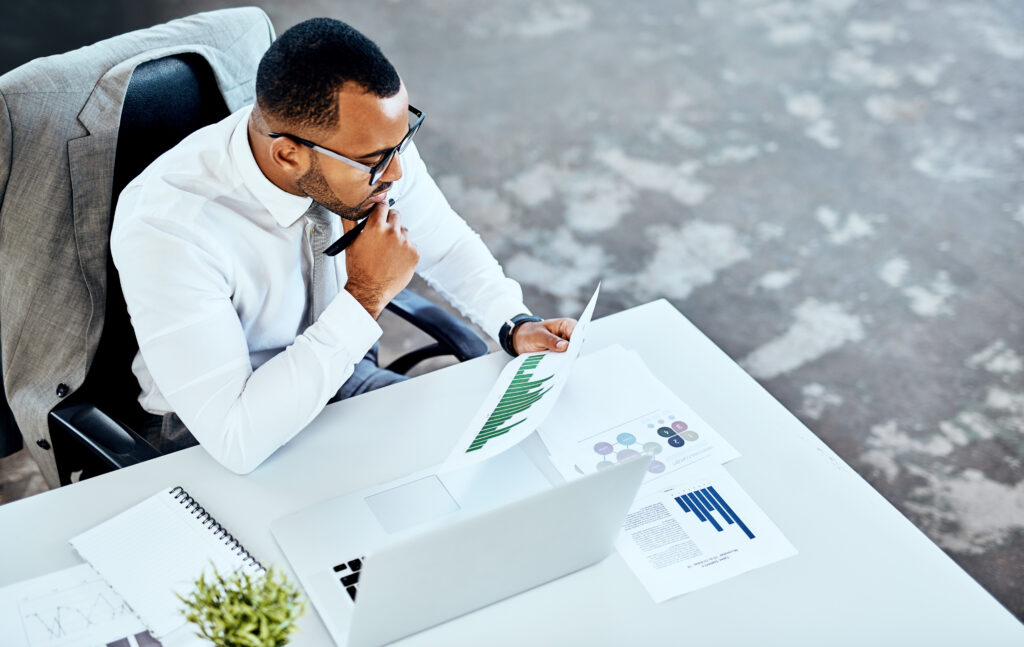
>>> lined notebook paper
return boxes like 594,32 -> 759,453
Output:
70,486 -> 264,638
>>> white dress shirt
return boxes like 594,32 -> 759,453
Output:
111,105 -> 528,474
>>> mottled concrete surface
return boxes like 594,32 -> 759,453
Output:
2,0 -> 1022,622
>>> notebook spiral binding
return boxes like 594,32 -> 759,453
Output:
169,486 -> 266,573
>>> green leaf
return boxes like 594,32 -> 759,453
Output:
179,565 -> 307,647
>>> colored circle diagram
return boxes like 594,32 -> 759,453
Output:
593,415 -> 699,474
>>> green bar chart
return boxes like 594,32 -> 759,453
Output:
441,284 -> 600,471
466,354 -> 553,453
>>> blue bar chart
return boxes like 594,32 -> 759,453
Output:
675,486 -> 755,540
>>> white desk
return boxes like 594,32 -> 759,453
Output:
2,300 -> 1021,646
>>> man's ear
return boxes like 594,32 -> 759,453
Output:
269,138 -> 306,174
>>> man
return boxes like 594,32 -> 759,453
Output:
111,18 -> 575,474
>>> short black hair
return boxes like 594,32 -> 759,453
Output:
256,18 -> 401,131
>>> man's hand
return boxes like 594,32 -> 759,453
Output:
512,318 -> 577,354
343,203 -> 419,318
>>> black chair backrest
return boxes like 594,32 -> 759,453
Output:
80,54 -> 230,430
0,364 -> 21,457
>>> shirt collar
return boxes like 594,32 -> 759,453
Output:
230,105 -> 313,228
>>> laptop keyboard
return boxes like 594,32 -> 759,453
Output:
333,556 -> 365,602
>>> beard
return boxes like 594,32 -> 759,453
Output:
296,155 -> 388,221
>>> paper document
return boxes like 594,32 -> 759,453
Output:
0,564 -> 204,647
440,284 -> 600,472
536,345 -> 792,601
540,344 -> 740,495
70,487 -> 263,639
616,464 -> 797,602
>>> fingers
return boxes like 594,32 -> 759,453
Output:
364,203 -> 394,227
547,317 -> 577,340
544,331 -> 569,352
513,318 -> 578,354
545,318 -> 573,351
536,327 -> 569,352
363,207 -> 408,240
387,210 -> 409,240
539,318 -> 575,352
382,208 -> 407,240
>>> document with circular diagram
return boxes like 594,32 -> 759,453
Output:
539,344 -> 740,495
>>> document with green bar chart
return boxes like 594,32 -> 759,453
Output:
441,285 -> 600,472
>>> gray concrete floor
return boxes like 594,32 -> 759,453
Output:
2,0 -> 1023,624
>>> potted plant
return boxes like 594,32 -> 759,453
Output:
178,566 -> 306,647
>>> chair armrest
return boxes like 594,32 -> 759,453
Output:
385,290 -> 489,365
48,401 -> 160,481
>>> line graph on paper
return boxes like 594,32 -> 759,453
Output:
18,574 -> 144,646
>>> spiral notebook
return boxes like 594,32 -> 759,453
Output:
70,486 -> 264,639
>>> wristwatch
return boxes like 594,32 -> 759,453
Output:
499,314 -> 543,357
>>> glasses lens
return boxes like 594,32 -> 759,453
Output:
369,110 -> 423,184
370,148 -> 397,185
399,121 -> 421,155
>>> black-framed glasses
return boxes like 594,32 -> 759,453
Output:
268,105 -> 424,185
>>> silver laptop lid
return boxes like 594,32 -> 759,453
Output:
347,454 -> 652,647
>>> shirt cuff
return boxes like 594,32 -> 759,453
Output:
482,298 -> 532,344
311,289 -> 383,355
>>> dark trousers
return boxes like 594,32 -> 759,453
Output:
139,343 -> 406,454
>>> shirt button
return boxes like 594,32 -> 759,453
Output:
36,439 -> 51,450
56,383 -> 70,398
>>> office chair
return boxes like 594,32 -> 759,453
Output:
43,54 -> 488,485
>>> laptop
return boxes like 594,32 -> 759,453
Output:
271,448 -> 650,647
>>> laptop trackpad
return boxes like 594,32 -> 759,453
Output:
365,475 -> 460,534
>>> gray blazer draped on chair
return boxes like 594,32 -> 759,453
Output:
0,8 -> 274,487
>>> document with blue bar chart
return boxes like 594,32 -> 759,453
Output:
440,285 -> 600,472
615,463 -> 796,602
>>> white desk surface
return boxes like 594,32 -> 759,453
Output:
2,300 -> 1021,646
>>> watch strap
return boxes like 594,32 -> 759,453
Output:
499,314 -> 542,357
